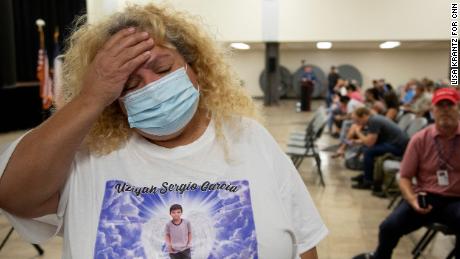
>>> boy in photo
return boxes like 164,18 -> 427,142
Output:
165,204 -> 192,259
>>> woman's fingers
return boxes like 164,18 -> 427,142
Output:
111,31 -> 151,57
120,50 -> 151,73
104,27 -> 136,51
102,28 -> 154,70
116,37 -> 154,66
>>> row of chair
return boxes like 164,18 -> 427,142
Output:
285,109 -> 456,258
286,106 -> 328,187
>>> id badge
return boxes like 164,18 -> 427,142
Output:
436,170 -> 449,186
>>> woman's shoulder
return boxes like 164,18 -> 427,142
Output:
221,116 -> 268,138
220,116 -> 280,153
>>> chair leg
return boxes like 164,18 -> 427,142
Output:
412,229 -> 438,259
0,227 -> 14,251
412,228 -> 432,256
417,230 -> 438,258
32,244 -> 44,255
295,157 -> 305,168
446,246 -> 455,259
0,227 -> 44,256
384,174 -> 396,196
292,156 -> 302,168
388,193 -> 401,210
314,153 -> 325,187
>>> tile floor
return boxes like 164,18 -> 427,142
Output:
0,100 -> 454,258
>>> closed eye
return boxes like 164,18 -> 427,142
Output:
124,77 -> 141,91
156,67 -> 172,75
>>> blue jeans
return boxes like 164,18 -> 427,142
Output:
327,106 -> 342,133
374,194 -> 460,259
339,120 -> 353,144
326,89 -> 334,108
362,143 -> 404,182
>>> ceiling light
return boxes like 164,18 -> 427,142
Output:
379,41 -> 400,49
316,42 -> 332,49
230,43 -> 250,50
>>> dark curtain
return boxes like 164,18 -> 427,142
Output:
12,0 -> 86,82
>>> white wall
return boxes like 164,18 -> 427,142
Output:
279,0 -> 451,41
228,50 -> 265,96
229,48 -> 450,97
87,0 -> 453,41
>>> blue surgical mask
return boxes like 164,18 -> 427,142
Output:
121,66 -> 199,136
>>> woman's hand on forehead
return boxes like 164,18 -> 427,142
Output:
79,27 -> 154,108
122,49 -> 188,94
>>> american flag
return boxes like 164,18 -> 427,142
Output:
37,48 -> 53,110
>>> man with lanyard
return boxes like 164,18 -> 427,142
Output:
353,87 -> 460,259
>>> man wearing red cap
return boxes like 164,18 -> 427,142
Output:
354,87 -> 460,259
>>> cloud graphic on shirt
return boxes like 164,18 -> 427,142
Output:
104,195 -> 142,221
96,232 -> 107,248
95,180 -> 257,259
95,246 -> 120,259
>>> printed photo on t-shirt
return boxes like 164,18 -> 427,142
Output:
94,179 -> 258,259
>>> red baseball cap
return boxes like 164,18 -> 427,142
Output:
432,87 -> 460,105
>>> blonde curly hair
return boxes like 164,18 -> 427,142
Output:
60,3 -> 259,155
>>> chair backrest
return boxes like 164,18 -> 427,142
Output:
304,106 -> 327,134
311,108 -> 328,140
395,110 -> 405,122
397,113 -> 415,131
405,117 -> 428,137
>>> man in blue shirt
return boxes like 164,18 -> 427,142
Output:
300,66 -> 317,111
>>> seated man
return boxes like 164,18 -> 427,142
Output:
350,107 -> 409,190
353,87 -> 460,259
401,82 -> 431,117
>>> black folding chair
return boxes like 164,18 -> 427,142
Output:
412,222 -> 455,259
286,108 -> 328,187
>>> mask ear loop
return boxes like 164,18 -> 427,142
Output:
185,63 -> 200,92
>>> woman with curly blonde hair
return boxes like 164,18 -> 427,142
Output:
0,4 -> 326,259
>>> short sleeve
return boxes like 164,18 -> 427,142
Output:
165,223 -> 170,235
251,121 -> 328,254
399,133 -> 422,179
0,133 -> 69,244
277,155 -> 329,254
367,116 -> 381,134
187,220 -> 192,233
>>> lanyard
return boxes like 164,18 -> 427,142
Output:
434,135 -> 458,170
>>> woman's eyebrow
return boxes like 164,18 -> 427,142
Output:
146,53 -> 174,69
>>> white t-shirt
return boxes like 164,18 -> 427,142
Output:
0,117 -> 328,259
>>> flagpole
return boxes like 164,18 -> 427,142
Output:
35,19 -> 53,120
53,26 -> 59,45
36,19 -> 45,49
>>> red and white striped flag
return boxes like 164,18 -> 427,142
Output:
37,48 -> 53,110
